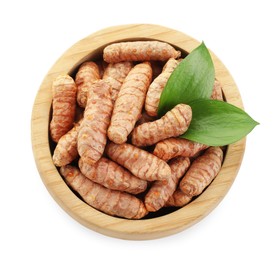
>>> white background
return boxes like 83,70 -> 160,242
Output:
1,0 -> 275,259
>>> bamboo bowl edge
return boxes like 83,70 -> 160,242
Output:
31,24 -> 246,240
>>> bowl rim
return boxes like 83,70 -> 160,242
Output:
31,23 -> 246,240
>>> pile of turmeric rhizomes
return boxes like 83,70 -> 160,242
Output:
50,41 -> 224,219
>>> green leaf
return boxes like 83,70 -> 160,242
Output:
181,99 -> 259,146
158,42 -> 215,116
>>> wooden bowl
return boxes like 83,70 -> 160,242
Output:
31,24 -> 245,240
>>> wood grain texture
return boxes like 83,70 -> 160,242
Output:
31,24 -> 246,240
